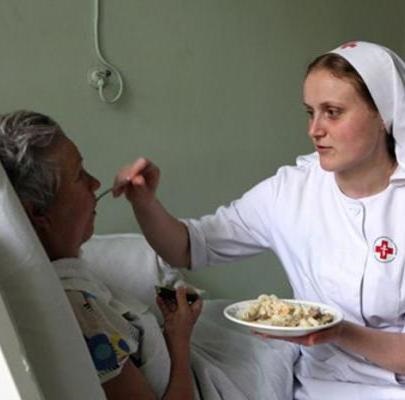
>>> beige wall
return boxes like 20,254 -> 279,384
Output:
1,0 -> 405,298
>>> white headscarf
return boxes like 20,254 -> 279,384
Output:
330,41 -> 405,171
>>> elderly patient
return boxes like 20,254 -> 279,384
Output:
0,110 -> 297,400
0,110 -> 202,400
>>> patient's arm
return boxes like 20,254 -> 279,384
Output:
103,356 -> 195,400
103,288 -> 200,400
102,359 -> 157,400
113,158 -> 191,268
159,287 -> 203,400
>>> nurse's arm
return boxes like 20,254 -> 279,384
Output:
134,196 -> 191,268
332,321 -> 405,375
113,158 -> 191,268
256,321 -> 405,375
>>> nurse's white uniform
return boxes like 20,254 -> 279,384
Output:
186,155 -> 405,399
185,42 -> 405,399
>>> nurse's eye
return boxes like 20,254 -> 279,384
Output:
304,108 -> 314,119
325,108 -> 342,119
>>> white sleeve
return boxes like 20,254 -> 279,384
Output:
184,176 -> 279,269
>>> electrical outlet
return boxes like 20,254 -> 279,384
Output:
87,67 -> 111,89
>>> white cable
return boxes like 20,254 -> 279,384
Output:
93,0 -> 124,103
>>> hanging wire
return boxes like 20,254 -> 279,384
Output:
93,0 -> 124,103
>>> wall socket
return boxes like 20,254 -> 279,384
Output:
87,67 -> 111,88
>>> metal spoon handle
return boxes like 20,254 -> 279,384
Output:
96,187 -> 113,202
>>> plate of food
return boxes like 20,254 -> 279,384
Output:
223,294 -> 343,337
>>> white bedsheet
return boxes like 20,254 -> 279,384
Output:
191,299 -> 299,400
82,235 -> 298,399
56,254 -> 298,399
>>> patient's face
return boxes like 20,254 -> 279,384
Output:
40,136 -> 100,259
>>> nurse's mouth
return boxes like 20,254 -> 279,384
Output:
316,145 -> 332,153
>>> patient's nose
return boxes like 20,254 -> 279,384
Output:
91,176 -> 101,191
86,171 -> 101,191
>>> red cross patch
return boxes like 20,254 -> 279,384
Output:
341,41 -> 357,49
373,237 -> 397,263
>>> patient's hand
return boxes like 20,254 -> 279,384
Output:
157,287 -> 203,354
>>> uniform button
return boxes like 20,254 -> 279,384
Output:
349,207 -> 361,216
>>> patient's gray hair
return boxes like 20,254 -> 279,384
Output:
0,110 -> 64,214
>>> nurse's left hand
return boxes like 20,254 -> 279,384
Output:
253,322 -> 345,346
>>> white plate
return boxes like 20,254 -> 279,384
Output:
223,299 -> 343,337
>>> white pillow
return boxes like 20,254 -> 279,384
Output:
81,233 -> 198,313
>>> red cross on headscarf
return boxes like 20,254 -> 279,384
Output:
341,41 -> 357,49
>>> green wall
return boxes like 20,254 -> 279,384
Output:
1,1 -> 405,299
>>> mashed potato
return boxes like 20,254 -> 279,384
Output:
241,294 -> 334,328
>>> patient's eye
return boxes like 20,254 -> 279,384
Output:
76,168 -> 85,181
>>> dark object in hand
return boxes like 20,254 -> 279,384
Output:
156,286 -> 199,304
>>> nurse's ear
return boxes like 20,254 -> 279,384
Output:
376,113 -> 387,134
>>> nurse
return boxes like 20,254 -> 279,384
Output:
114,42 -> 405,398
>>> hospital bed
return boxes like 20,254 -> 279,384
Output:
0,163 -> 296,399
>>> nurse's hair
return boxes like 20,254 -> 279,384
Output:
306,53 -> 396,160
0,110 -> 64,214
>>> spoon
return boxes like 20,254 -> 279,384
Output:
96,187 -> 114,202
96,180 -> 131,202
96,177 -> 132,202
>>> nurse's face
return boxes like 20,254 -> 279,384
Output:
303,68 -> 388,177
33,136 -> 100,260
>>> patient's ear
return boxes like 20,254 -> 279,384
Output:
22,202 -> 51,231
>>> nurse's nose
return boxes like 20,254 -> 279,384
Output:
308,115 -> 326,139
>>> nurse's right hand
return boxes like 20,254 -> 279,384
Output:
112,157 -> 160,207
